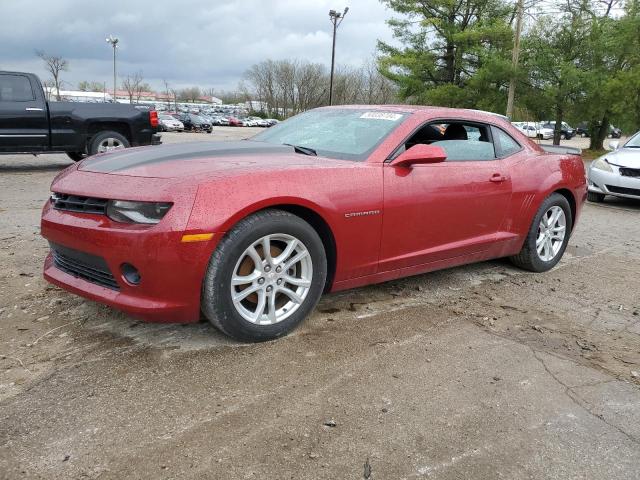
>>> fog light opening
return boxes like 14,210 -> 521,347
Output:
121,263 -> 141,285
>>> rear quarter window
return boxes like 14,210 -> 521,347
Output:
492,127 -> 522,157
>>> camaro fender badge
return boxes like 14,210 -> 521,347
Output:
344,210 -> 381,219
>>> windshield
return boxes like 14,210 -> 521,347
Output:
625,132 -> 640,148
253,108 -> 408,161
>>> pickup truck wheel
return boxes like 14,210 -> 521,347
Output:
89,131 -> 130,155
66,152 -> 86,162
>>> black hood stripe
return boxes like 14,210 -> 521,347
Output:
80,141 -> 293,173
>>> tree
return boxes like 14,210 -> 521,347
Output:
377,0 -> 513,109
243,58 -> 395,116
178,87 -> 202,103
35,50 -> 68,101
121,72 -> 149,104
520,3 -> 589,144
77,81 -> 105,92
573,0 -> 638,149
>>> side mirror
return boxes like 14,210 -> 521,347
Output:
390,144 -> 447,168
608,140 -> 619,150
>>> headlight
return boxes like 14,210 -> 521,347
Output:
106,200 -> 172,224
591,158 -> 613,173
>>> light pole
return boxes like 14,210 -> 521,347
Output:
328,7 -> 348,106
106,35 -> 119,102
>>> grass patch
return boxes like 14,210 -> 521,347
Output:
581,149 -> 607,161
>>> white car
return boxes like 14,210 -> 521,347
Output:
158,114 -> 184,132
513,122 -> 553,140
587,133 -> 640,202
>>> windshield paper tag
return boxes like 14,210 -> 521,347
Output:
360,112 -> 403,121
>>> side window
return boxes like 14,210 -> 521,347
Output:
395,120 -> 501,162
431,122 -> 495,162
0,75 -> 35,102
492,127 -> 522,158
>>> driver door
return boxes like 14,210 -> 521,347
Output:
379,121 -> 513,272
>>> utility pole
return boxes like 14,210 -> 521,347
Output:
506,0 -> 524,119
106,35 -> 119,102
328,7 -> 349,106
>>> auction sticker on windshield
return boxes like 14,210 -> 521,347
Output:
359,112 -> 403,121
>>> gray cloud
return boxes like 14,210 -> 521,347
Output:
0,0 -> 397,92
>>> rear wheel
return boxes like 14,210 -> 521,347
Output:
88,131 -> 129,155
202,209 -> 327,342
587,191 -> 606,203
510,193 -> 572,272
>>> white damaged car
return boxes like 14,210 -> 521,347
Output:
588,132 -> 640,202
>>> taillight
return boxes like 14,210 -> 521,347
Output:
149,110 -> 158,128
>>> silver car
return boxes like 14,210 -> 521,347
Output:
587,132 -> 640,202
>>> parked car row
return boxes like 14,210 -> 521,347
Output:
159,112 -> 279,132
575,122 -> 622,138
512,122 -> 554,140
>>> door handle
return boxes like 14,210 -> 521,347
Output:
490,173 -> 508,183
25,107 -> 43,111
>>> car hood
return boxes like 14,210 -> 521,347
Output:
78,141 -> 348,179
604,148 -> 640,168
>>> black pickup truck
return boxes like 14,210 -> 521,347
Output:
0,71 -> 161,161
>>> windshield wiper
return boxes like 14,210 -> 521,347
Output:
284,143 -> 317,156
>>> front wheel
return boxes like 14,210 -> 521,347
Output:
587,191 -> 605,203
510,193 -> 572,272
202,209 -> 327,342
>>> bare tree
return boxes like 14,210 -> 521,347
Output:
121,71 -> 146,104
163,79 -> 172,110
35,50 -> 68,101
77,81 -> 105,92
178,87 -> 202,103
41,79 -> 54,101
244,58 -> 396,117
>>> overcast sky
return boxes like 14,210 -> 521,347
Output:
0,0 -> 398,93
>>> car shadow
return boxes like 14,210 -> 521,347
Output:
595,196 -> 640,211
0,163 -> 72,173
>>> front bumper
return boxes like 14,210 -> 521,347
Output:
41,201 -> 217,323
588,166 -> 640,199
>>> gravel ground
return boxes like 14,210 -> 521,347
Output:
1,129 -> 639,479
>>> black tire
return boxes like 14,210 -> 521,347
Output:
587,191 -> 606,203
202,209 -> 327,342
88,131 -> 130,155
510,193 -> 572,273
560,133 -> 566,140
66,152 -> 86,162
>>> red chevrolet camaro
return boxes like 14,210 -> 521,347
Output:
41,106 -> 587,341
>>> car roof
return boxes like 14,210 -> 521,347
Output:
317,104 -> 510,124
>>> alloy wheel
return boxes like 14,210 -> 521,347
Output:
230,234 -> 313,325
536,206 -> 566,261
97,137 -> 125,153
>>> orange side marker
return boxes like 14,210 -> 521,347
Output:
181,233 -> 214,243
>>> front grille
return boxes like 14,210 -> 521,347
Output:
619,167 -> 640,178
51,192 -> 108,215
50,243 -> 119,290
606,185 -> 640,197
